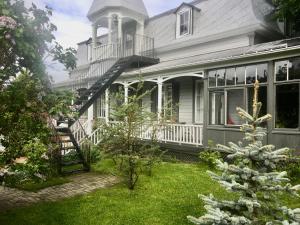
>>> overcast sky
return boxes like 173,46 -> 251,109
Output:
24,0 -> 185,83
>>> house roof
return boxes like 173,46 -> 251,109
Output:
121,38 -> 300,77
173,2 -> 201,14
87,0 -> 148,20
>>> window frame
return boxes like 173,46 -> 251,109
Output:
176,7 -> 192,38
208,62 -> 269,128
274,57 -> 300,131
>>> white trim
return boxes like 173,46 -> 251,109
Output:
176,7 -> 192,39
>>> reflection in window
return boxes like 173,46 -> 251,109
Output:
209,70 -> 216,87
275,60 -> 288,81
236,66 -> 245,85
216,69 -> 225,86
226,68 -> 236,86
257,64 -> 268,83
289,58 -> 300,80
276,84 -> 299,128
209,92 -> 225,125
246,65 -> 256,84
227,89 -> 244,125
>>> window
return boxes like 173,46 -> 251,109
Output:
96,94 -> 106,118
208,63 -> 269,126
275,57 -> 300,129
209,92 -> 225,125
195,81 -> 204,123
176,8 -> 192,38
276,84 -> 299,128
226,89 -> 244,125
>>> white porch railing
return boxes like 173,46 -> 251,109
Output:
86,122 -> 203,147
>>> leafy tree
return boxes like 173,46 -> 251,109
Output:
0,0 -> 77,184
98,82 -> 163,190
0,0 -> 77,89
273,0 -> 300,20
188,81 -> 300,225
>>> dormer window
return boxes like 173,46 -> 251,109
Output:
179,10 -> 191,36
174,2 -> 200,39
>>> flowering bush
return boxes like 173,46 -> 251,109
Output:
0,16 -> 17,30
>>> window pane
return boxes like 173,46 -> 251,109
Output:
289,57 -> 300,80
257,64 -> 268,83
209,70 -> 216,87
216,69 -> 225,86
209,92 -> 225,125
276,84 -> 299,128
248,86 -> 267,118
246,65 -> 256,84
236,66 -> 245,85
227,89 -> 244,125
275,60 -> 288,81
225,68 -> 236,86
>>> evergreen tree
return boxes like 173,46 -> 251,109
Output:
188,81 -> 300,225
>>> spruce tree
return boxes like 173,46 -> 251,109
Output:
188,81 -> 300,225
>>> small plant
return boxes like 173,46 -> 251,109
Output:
199,150 -> 221,169
98,81 -> 163,190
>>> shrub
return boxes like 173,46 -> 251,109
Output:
199,150 -> 221,169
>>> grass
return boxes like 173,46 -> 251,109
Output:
0,160 -> 299,225
11,177 -> 70,192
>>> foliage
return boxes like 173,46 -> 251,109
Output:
199,140 -> 222,169
0,71 -> 50,158
45,90 -> 76,119
188,81 -> 300,225
97,82 -> 163,189
199,150 -> 221,169
278,150 -> 300,183
0,0 -> 77,88
273,0 -> 300,20
0,0 -> 77,185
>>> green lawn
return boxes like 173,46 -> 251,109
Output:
0,161 -> 299,225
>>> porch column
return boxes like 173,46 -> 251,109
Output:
157,78 -> 163,120
92,24 -> 97,48
124,83 -> 129,104
118,16 -> 123,42
87,103 -> 94,135
105,89 -> 110,124
108,16 -> 112,44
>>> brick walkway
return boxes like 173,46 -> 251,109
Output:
0,173 -> 119,212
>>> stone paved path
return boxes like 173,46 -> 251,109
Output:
0,173 -> 119,212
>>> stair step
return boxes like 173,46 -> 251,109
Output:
61,146 -> 76,150
55,127 -> 70,133
61,160 -> 84,166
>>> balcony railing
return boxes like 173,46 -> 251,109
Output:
76,122 -> 203,147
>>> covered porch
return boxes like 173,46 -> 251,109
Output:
87,74 -> 205,147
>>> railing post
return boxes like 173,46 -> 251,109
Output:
105,89 -> 110,124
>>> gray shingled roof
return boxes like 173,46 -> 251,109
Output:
87,0 -> 148,19
122,38 -> 300,76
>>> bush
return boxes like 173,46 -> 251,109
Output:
199,150 -> 221,169
199,140 -> 222,169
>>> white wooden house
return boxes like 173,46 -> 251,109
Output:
54,0 -> 300,153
